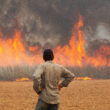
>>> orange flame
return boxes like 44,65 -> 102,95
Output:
16,77 -> 30,82
54,16 -> 86,67
0,30 -> 42,66
54,15 -> 110,67
75,77 -> 92,80
0,15 -> 110,67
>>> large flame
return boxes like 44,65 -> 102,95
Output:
0,15 -> 110,67
0,30 -> 42,66
54,16 -> 110,67
54,16 -> 86,67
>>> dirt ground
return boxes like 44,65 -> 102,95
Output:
0,80 -> 110,110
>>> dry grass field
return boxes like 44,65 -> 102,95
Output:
0,80 -> 110,110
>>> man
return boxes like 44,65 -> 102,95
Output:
33,49 -> 75,110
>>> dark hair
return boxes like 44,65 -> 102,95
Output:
43,49 -> 54,61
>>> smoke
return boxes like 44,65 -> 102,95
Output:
0,0 -> 110,48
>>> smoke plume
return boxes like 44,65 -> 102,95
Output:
0,0 -> 110,49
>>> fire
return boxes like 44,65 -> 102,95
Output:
0,15 -> 110,67
54,16 -> 86,67
16,77 -> 30,82
54,15 -> 110,67
75,77 -> 92,80
0,30 -> 42,66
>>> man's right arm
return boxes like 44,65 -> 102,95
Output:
60,67 -> 75,88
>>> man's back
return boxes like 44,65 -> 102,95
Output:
33,61 -> 75,104
33,49 -> 75,110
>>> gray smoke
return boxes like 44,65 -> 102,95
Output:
0,0 -> 110,49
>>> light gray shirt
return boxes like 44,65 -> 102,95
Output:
33,61 -> 75,104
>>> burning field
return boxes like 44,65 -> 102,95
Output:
0,15 -> 110,80
0,80 -> 110,110
0,15 -> 110,67
0,0 -> 110,110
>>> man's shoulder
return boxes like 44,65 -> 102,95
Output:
39,61 -> 65,70
38,62 -> 46,67
52,63 -> 65,71
54,63 -> 63,68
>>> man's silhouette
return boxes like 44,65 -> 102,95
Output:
33,49 -> 75,110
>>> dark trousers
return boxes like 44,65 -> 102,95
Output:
35,99 -> 59,110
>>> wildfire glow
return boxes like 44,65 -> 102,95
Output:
75,77 -> 92,80
0,15 -> 110,67
16,77 -> 30,82
54,16 -> 86,67
54,16 -> 110,67
0,30 -> 42,66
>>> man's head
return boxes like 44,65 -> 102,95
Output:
43,49 -> 54,61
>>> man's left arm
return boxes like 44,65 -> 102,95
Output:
33,65 -> 44,94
